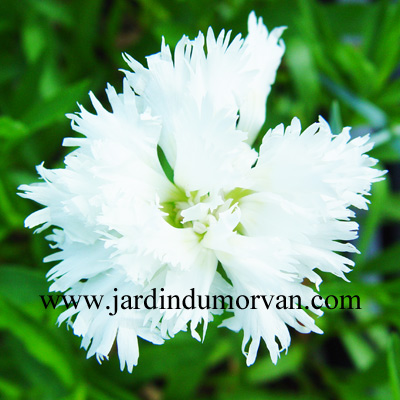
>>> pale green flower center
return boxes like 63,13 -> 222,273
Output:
161,187 -> 252,235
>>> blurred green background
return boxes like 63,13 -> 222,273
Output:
1,0 -> 400,399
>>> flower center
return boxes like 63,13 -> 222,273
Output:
161,188 -> 253,235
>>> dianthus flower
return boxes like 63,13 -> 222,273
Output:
19,12 -> 384,372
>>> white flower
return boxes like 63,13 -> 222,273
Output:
19,12 -> 384,371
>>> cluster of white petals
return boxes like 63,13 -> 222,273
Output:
20,12 -> 384,372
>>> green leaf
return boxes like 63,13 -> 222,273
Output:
8,61 -> 43,117
0,62 -> 21,86
0,266 -> 48,307
332,44 -> 377,96
371,136 -> 400,162
0,178 -> 24,228
321,76 -> 388,129
246,345 -> 304,383
26,0 -> 73,26
0,377 -> 21,400
72,0 -> 104,67
21,80 -> 90,133
0,297 -> 75,388
369,129 -> 392,148
0,116 -> 29,140
363,243 -> 400,274
378,79 -> 400,109
286,38 -> 320,118
87,378 -> 140,400
329,100 -> 342,135
39,56 -> 64,99
384,194 -> 400,222
157,145 -> 174,183
22,19 -> 46,64
387,334 -> 400,400
354,178 -> 389,268
296,0 -> 342,83
342,331 -> 375,371
367,1 -> 400,89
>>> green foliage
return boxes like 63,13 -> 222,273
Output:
0,0 -> 399,399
